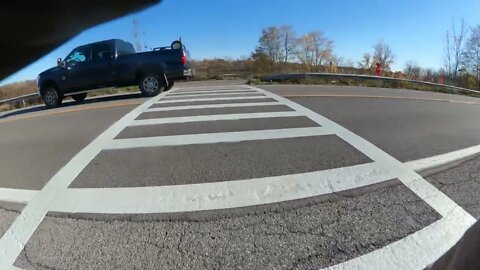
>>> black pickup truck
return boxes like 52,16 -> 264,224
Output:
37,39 -> 193,108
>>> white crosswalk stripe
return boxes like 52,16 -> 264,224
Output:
0,84 -> 475,270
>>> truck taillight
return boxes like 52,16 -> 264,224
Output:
181,52 -> 187,65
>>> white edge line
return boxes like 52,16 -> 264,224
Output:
128,111 -> 304,126
173,86 -> 250,91
145,102 -> 281,112
106,127 -> 332,150
51,162 -> 393,214
405,144 -> 480,172
156,95 -> 268,104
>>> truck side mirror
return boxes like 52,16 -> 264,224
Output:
57,58 -> 66,67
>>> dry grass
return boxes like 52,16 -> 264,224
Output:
0,80 -> 37,100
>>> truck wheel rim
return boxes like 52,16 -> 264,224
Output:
45,90 -> 57,104
143,77 -> 159,93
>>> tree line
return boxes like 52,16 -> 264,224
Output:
252,25 -> 394,72
247,23 -> 480,89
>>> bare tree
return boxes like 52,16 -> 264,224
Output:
463,25 -> 480,88
295,31 -> 334,69
444,19 -> 467,78
404,61 -> 421,80
131,19 -> 148,52
372,39 -> 394,70
278,25 -> 296,63
358,53 -> 371,69
256,27 -> 282,63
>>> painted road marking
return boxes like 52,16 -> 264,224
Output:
0,188 -> 36,204
0,84 -> 476,269
249,85 -> 476,269
168,89 -> 258,95
173,86 -> 250,92
325,207 -> 473,270
3,143 -> 480,205
155,95 -> 269,104
50,162 -> 393,214
163,92 -> 261,99
0,90 -> 170,269
105,127 -> 331,150
405,144 -> 480,173
129,111 -> 303,126
145,102 -> 281,112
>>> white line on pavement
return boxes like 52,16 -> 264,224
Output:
249,85 -> 476,269
155,95 -> 268,104
145,102 -> 282,112
105,127 -> 332,149
173,86 -> 250,92
405,144 -> 480,173
168,89 -> 259,95
51,162 -> 394,214
0,188 -> 36,204
163,92 -> 264,100
0,90 -> 171,269
129,111 -> 304,126
324,207 -> 475,270
3,143 -> 480,205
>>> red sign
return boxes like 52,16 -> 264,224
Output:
375,63 -> 382,76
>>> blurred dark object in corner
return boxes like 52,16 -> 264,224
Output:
0,0 -> 159,81
426,219 -> 480,270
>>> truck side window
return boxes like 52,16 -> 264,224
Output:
92,43 -> 112,61
65,47 -> 89,63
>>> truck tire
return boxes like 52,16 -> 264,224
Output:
165,80 -> 174,91
72,93 -> 87,102
41,86 -> 62,109
139,74 -> 164,96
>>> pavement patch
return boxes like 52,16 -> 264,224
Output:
137,105 -> 293,119
15,181 -> 440,270
117,116 -> 319,138
150,97 -> 276,108
70,135 -> 370,188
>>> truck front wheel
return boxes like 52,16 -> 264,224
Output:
41,86 -> 62,109
165,80 -> 174,91
139,74 -> 164,96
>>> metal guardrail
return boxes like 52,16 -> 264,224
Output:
0,93 -> 39,106
261,73 -> 480,95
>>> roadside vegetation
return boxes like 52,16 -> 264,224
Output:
2,20 -> 480,112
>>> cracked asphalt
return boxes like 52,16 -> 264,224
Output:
15,181 -> 439,270
1,81 -> 480,269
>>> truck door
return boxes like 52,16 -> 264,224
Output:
63,45 -> 92,92
88,42 -> 115,87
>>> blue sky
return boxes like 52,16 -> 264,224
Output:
2,0 -> 479,85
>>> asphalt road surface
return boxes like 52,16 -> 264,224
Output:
0,80 -> 479,270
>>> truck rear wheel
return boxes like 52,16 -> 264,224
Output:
72,93 -> 87,102
165,80 -> 174,91
41,86 -> 62,109
139,74 -> 164,96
